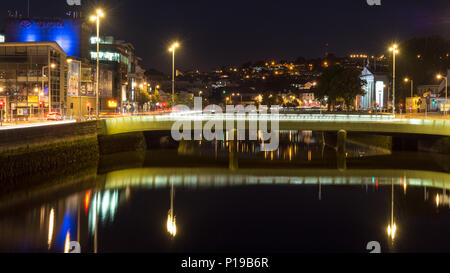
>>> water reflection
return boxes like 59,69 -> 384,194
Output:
177,131 -> 391,162
48,208 -> 54,249
0,128 -> 449,253
387,179 -> 397,242
167,181 -> 177,237
0,166 -> 448,253
436,190 -> 450,208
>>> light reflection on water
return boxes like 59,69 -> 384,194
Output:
0,130 -> 448,253
0,167 -> 449,253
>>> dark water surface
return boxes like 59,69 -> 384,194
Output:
0,131 -> 449,253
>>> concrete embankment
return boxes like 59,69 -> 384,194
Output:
0,120 -> 150,190
0,122 -> 99,186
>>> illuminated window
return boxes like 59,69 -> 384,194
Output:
0,35 -> 5,43
90,51 -> 128,64
90,36 -> 114,45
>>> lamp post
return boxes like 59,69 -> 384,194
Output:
231,93 -> 243,104
169,42 -> 180,108
437,74 -> 448,119
404,78 -> 414,98
389,44 -> 399,115
90,9 -> 104,119
42,63 -> 56,114
33,87 -> 39,118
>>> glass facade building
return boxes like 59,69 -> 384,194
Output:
0,42 -> 67,118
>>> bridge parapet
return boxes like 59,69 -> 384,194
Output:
103,113 -> 449,137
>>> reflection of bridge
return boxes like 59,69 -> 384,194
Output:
104,168 -> 450,190
101,114 -> 450,137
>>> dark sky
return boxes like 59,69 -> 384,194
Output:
0,0 -> 449,73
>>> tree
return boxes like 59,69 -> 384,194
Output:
261,93 -> 283,107
167,93 -> 182,108
333,68 -> 366,111
151,89 -> 161,105
315,65 -> 366,111
315,65 -> 341,110
136,88 -> 151,106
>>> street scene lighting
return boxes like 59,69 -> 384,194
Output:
90,8 -> 105,119
436,74 -> 448,118
404,78 -> 414,97
0,0 -> 450,261
389,44 -> 399,114
169,42 -> 180,107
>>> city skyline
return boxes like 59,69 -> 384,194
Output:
0,0 -> 448,72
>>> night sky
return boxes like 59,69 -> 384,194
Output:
0,0 -> 449,73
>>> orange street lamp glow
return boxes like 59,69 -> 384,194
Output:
90,8 -> 105,119
389,44 -> 399,115
168,42 -> 180,52
436,74 -> 448,118
169,42 -> 181,107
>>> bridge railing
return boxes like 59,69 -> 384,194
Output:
160,112 -> 396,122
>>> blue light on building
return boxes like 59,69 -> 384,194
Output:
5,18 -> 82,57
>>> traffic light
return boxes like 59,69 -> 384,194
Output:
39,101 -> 44,108
0,100 -> 4,109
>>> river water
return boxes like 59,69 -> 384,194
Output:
0,131 -> 449,253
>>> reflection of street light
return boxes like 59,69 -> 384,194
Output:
48,208 -> 54,249
387,179 -> 397,241
90,9 -> 105,119
437,74 -> 448,119
389,44 -> 399,115
169,42 -> 180,107
167,182 -> 177,237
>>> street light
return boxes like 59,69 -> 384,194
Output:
437,74 -> 448,119
90,9 -> 105,119
169,42 -> 180,108
34,87 -> 39,116
231,93 -> 243,104
42,63 -> 56,114
404,78 -> 414,98
389,44 -> 399,115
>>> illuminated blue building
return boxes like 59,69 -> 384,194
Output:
4,18 -> 91,59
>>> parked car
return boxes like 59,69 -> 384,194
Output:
46,112 -> 62,121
